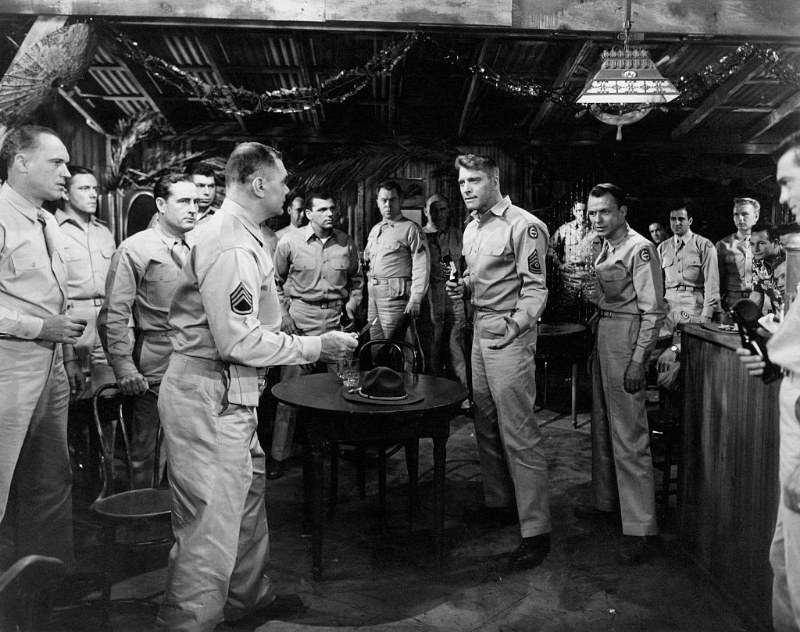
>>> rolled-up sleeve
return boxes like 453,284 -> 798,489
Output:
512,220 -> 549,333
630,242 -> 666,364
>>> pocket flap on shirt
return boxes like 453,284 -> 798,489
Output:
11,251 -> 49,271
599,268 -> 627,282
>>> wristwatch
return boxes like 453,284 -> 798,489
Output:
669,345 -> 679,355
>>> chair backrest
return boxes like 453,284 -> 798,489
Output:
92,384 -> 163,500
359,339 -> 421,373
0,555 -> 66,632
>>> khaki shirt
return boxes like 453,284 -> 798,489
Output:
463,196 -> 549,334
595,224 -> 666,364
55,209 -> 116,301
658,230 -> 720,319
168,198 -> 320,370
549,219 -> 590,266
98,221 -> 191,381
0,183 -> 68,338
274,225 -> 363,317
423,226 -> 463,284
364,216 -> 429,304
716,232 -> 753,294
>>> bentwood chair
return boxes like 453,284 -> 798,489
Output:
328,340 -> 422,527
89,383 -> 173,628
0,555 -> 66,632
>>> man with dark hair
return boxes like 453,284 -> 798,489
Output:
56,165 -> 116,393
186,162 -> 218,222
739,130 -> 800,632
750,221 -> 786,316
0,125 -> 86,571
717,196 -> 761,308
275,193 -> 306,240
655,204 -> 719,372
446,153 -> 552,571
777,222 -> 800,248
364,180 -> 429,360
98,172 -> 198,488
579,182 -> 666,564
268,191 -> 363,478
649,221 -> 668,245
156,143 -> 356,631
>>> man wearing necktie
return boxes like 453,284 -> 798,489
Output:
56,166 -> 117,395
98,173 -> 198,488
577,183 -> 666,564
716,197 -> 760,309
0,125 -> 87,571
655,205 -> 719,373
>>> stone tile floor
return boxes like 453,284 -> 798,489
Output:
52,409 -> 754,632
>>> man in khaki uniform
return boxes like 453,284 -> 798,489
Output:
98,173 -> 198,488
56,166 -> 116,393
364,181 -> 429,357
156,143 -> 356,632
0,125 -> 86,571
579,183 -> 666,564
738,130 -> 800,632
269,191 -> 363,478
716,197 -> 760,307
447,153 -> 552,571
655,204 -> 719,371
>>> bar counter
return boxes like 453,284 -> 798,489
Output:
679,323 -> 780,630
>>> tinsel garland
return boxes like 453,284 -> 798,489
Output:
107,25 -> 417,115
104,23 -> 800,117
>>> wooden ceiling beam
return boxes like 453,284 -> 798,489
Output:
527,40 -> 592,132
190,36 -> 248,134
458,39 -> 491,139
291,35 -> 321,132
741,90 -> 800,142
671,56 -> 764,140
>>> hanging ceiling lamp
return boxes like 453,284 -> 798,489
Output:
576,0 -> 679,140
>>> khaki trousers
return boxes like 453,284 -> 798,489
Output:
591,317 -> 658,536
471,311 -> 551,538
156,354 -> 273,632
0,339 -> 74,570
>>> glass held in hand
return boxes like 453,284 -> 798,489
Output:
337,357 -> 360,389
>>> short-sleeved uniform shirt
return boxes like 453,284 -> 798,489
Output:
364,216 -> 430,304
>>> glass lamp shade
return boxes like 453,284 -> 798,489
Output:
576,47 -> 680,105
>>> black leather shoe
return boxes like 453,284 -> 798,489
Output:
463,505 -> 518,526
573,505 -> 620,522
227,594 -> 306,627
266,457 -> 286,480
509,533 -> 551,571
616,535 -> 660,565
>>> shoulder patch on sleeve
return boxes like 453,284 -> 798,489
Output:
230,282 -> 254,315
527,225 -> 539,239
639,248 -> 651,262
528,250 -> 543,274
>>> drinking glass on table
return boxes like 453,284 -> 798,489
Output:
338,357 -> 360,388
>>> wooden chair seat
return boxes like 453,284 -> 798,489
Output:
92,488 -> 172,522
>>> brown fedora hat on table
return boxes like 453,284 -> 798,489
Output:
342,367 -> 424,406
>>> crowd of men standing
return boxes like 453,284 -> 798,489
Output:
1,122 -> 800,632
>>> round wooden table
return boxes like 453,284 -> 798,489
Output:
272,372 -> 467,580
